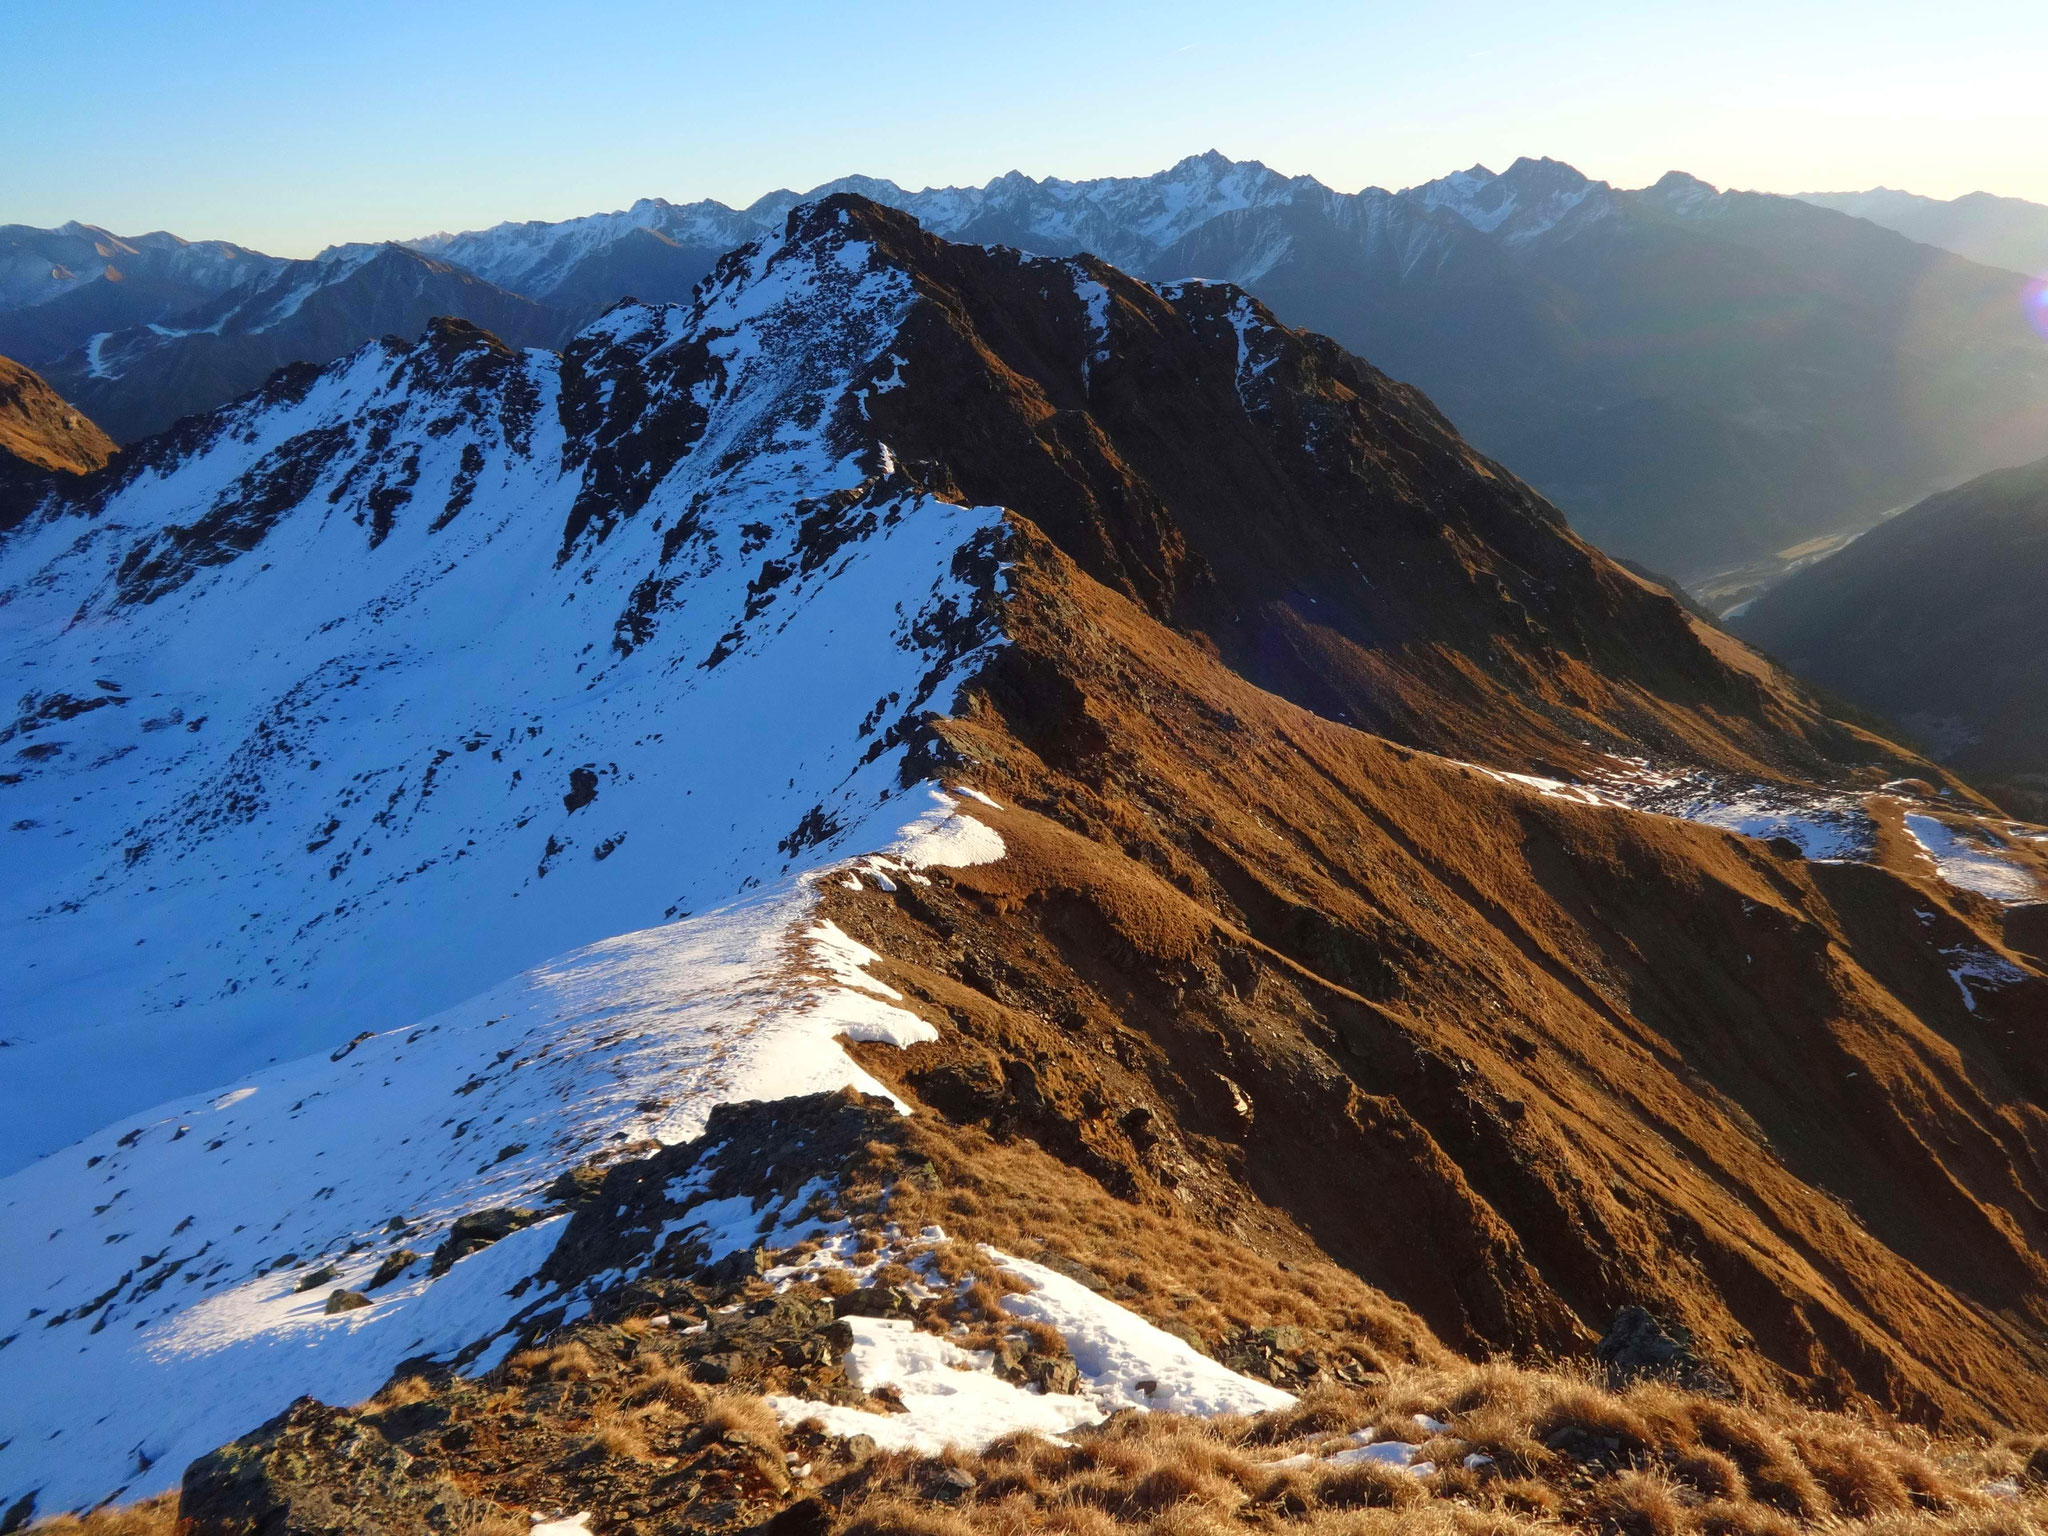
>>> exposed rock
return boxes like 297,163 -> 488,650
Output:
429,1207 -> 544,1276
365,1249 -> 420,1291
178,1397 -> 507,1535
537,1090 -> 905,1300
1595,1305 -> 1696,1383
833,1284 -> 916,1320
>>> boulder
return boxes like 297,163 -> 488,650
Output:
429,1206 -> 543,1275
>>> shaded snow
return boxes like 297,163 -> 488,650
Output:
1466,759 -> 1877,862
1944,944 -> 2030,1011
1669,790 -> 1870,860
0,793 -> 1001,1512
0,213 -> 1007,1174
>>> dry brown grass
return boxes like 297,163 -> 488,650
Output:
819,1265 -> 861,1298
74,1239 -> 2041,1536
503,1339 -> 600,1382
862,1117 -> 1440,1378
702,1388 -> 786,1452
1587,1469 -> 1688,1536
23,1495 -> 178,1535
623,1363 -> 710,1412
578,1407 -> 653,1462
807,1358 -> 2040,1536
356,1370 -> 437,1411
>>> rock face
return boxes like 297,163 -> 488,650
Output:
1595,1306 -> 1699,1382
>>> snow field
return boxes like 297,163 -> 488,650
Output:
0,792 -> 1001,1512
0,208 -> 1007,1174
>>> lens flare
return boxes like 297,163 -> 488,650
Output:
2028,277 -> 2048,340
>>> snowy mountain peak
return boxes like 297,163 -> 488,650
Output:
1643,169 -> 1723,214
0,194 -> 1011,1179
1408,155 -> 1610,240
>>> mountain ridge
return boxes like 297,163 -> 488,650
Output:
4,193 -> 2046,1520
18,152 -> 2048,583
1799,185 -> 2048,276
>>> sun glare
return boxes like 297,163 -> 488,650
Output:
2027,277 -> 2048,340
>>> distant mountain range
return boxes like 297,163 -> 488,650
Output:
1799,187 -> 2048,276
9,239 -> 570,441
11,154 -> 2048,577
1732,452 -> 2048,818
0,222 -> 285,358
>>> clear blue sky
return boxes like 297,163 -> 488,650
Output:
5,0 -> 2044,256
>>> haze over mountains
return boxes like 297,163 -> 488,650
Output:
1733,452 -> 2048,819
1800,187 -> 2048,277
13,152 -> 2048,579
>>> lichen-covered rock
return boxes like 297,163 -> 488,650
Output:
178,1396 -> 510,1535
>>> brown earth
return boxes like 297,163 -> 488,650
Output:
0,354 -> 113,477
813,516 -> 2048,1433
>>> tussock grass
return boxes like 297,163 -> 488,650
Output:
815,1362 -> 2038,1536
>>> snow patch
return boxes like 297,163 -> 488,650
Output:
765,1241 -> 1290,1454
1904,815 -> 2038,902
992,1248 -> 1294,1418
773,1317 -> 1107,1452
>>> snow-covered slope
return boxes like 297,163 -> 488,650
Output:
0,203 -> 1008,1175
0,793 -> 1002,1513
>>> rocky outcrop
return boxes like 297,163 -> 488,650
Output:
179,1397 -> 508,1535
